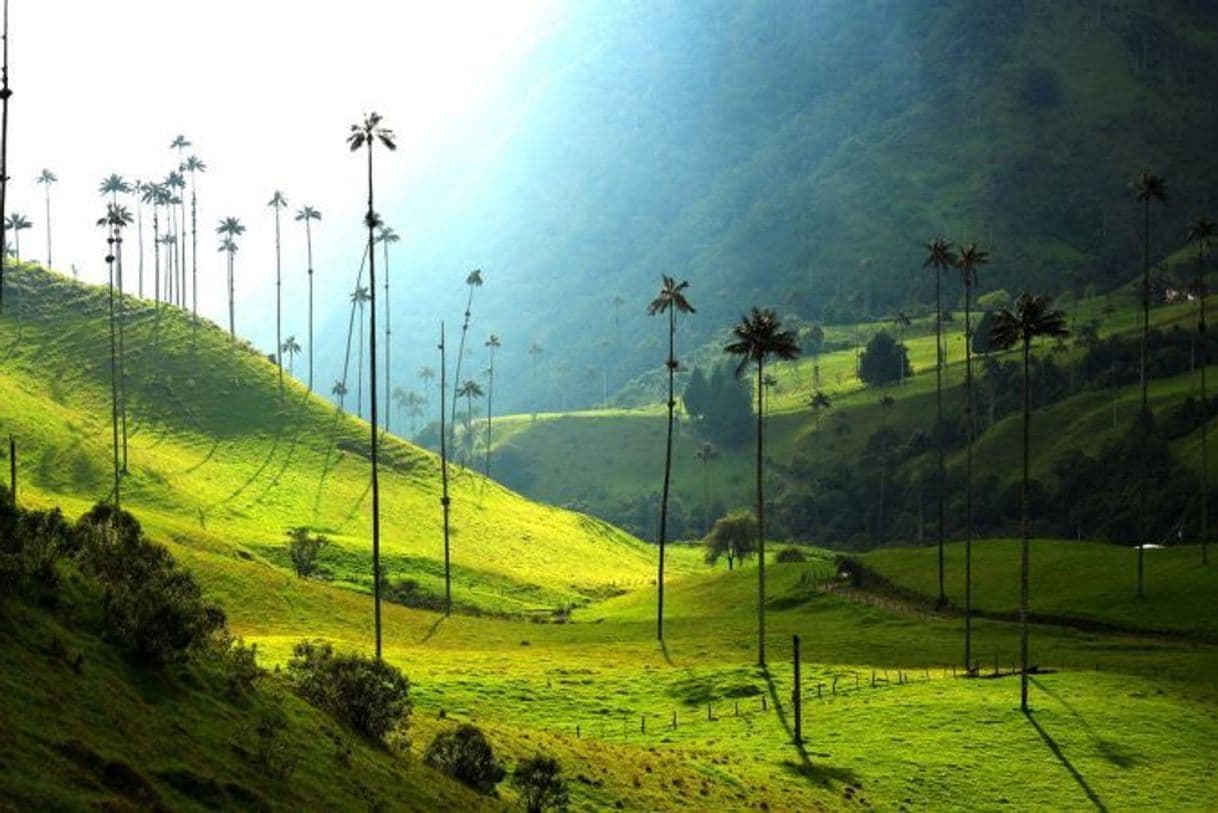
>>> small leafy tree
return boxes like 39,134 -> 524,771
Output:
286,526 -> 330,578
512,754 -> 569,813
703,509 -> 759,571
286,640 -> 411,740
858,331 -> 912,387
424,724 -> 505,795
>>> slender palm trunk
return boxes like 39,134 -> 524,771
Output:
190,183 -> 198,332
1201,240 -> 1210,566
450,285 -> 476,447
151,209 -> 161,379
135,199 -> 144,298
274,205 -> 283,403
702,459 -> 711,537
0,0 -> 10,315
657,307 -> 676,641
964,278 -> 974,671
440,322 -> 451,615
756,359 -> 767,667
43,183 -> 51,269
1138,198 -> 1150,598
365,142 -> 383,662
357,307 -> 365,418
227,249 -> 235,342
107,248 -> 121,511
383,238 -> 391,433
1020,337 -> 1031,712
306,219 -> 315,393
116,233 -> 128,472
485,348 -> 494,477
935,267 -> 946,606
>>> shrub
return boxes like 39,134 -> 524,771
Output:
512,754 -> 569,812
775,547 -> 807,563
76,503 -> 226,664
286,640 -> 411,740
424,724 -> 505,795
286,526 -> 330,579
216,634 -> 262,698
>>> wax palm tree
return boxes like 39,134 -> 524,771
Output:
695,441 -> 718,537
35,169 -> 55,267
98,205 -> 127,510
267,190 -> 288,401
99,173 -> 131,205
484,333 -> 501,477
807,323 -> 825,389
216,217 -> 245,340
406,391 -> 425,436
990,293 -> 1068,713
165,170 -> 187,307
0,8 -> 8,315
4,211 -> 28,260
528,342 -> 544,380
956,242 -> 989,672
377,224 -> 400,431
1133,172 -> 1166,598
349,285 -> 371,417
281,335 -> 301,377
457,379 -> 484,462
183,156 -> 205,327
418,365 -> 435,417
647,274 -> 696,641
891,312 -> 912,386
141,182 -> 168,304
295,205 -> 322,391
810,390 -> 831,433
450,268 -> 484,446
349,112 -> 396,660
924,236 -> 957,607
331,380 -> 347,413
1190,217 -> 1216,566
725,307 -> 800,667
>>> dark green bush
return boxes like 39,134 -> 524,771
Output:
286,640 -> 411,740
286,526 -> 330,579
775,547 -> 807,563
424,724 -> 505,795
512,754 -> 569,812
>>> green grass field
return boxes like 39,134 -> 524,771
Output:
3,264 -> 1218,810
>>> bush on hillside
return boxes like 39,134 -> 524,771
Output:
423,724 -> 505,795
286,526 -> 330,579
858,331 -> 912,387
775,547 -> 807,563
76,503 -> 225,664
512,754 -> 570,812
286,640 -> 412,740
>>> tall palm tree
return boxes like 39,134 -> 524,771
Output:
183,156 -> 206,329
725,307 -> 800,667
956,242 -> 989,672
165,171 -> 187,308
406,391 -> 425,437
348,111 -> 396,661
4,211 -> 28,260
216,217 -> 245,340
98,204 -> 128,511
377,224 -> 400,431
281,335 -> 302,377
331,380 -> 348,413
295,205 -> 322,392
169,135 -> 190,303
141,182 -> 167,305
891,312 -> 912,387
924,236 -> 957,607
99,173 -> 131,206
35,169 -> 55,268
647,274 -> 696,642
1190,217 -> 1216,566
351,286 -> 371,417
268,190 -> 289,402
1134,172 -> 1166,598
0,1 -> 9,315
695,441 -> 718,537
417,365 -> 435,414
457,379 -> 485,459
484,333 -> 501,477
990,293 -> 1068,713
807,323 -> 825,390
439,322 -> 452,615
450,268 -> 484,446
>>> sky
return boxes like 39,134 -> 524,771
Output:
7,0 -> 558,353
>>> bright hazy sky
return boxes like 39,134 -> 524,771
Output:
8,0 -> 557,347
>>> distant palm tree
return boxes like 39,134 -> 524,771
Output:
98,204 -> 128,511
807,323 -> 825,390
956,242 -> 989,672
35,169 -> 55,268
406,391 -> 425,436
4,211 -> 28,260
810,390 -> 831,433
350,286 -> 371,417
295,205 -> 322,392
451,268 -> 484,446
216,217 -> 245,341
183,155 -> 205,327
377,224 -> 400,431
141,182 -> 168,305
484,333 -> 501,477
990,293 -> 1068,713
528,342 -> 544,381
1190,217 -> 1216,566
924,236 -> 957,608
348,111 -> 396,662
612,295 -> 625,344
457,379 -> 484,459
331,380 -> 348,413
268,190 -> 289,401
725,307 -> 799,667
891,312 -> 912,386
438,322 -> 453,614
165,170 -> 187,307
1133,172 -> 1166,598
99,173 -> 131,206
281,335 -> 301,377
417,365 -> 435,417
648,274 -> 696,642
391,387 -> 408,434
695,441 -> 718,537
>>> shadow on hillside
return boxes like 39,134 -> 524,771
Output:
763,668 -> 860,792
312,411 -> 344,524
1031,677 -> 1141,770
251,392 -> 311,508
418,615 -> 445,644
210,424 -> 284,510
1024,706 -> 1107,812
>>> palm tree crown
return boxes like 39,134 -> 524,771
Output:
956,243 -> 989,286
724,307 -> 800,373
348,112 -> 397,153
1134,172 -> 1167,205
36,168 -> 56,186
216,217 -> 245,240
295,205 -> 321,223
647,274 -> 696,318
99,174 -> 131,199
990,294 -> 1069,350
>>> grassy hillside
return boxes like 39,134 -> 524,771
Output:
0,264 -> 691,618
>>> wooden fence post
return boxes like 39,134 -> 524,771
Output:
793,635 -> 802,745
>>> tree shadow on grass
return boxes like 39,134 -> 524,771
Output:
659,638 -> 675,667
1031,677 -> 1141,770
1024,709 -> 1108,812
418,614 -> 446,644
209,424 -> 284,510
762,667 -> 861,792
